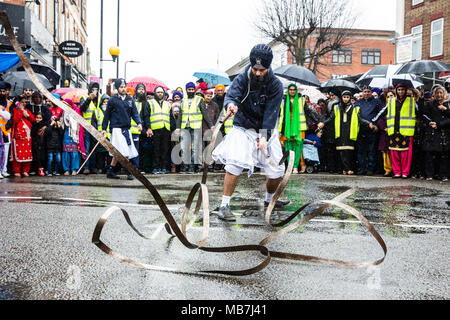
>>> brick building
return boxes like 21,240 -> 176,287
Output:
0,0 -> 90,88
226,29 -> 396,83
288,29 -> 396,82
397,0 -> 449,64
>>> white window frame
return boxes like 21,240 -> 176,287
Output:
411,25 -> 422,61
412,0 -> 424,6
430,18 -> 444,57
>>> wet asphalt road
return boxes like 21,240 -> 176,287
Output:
0,172 -> 449,300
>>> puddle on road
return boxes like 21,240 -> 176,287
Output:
0,282 -> 31,300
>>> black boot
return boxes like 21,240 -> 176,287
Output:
107,166 -> 120,180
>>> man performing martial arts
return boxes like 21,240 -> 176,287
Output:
212,44 -> 290,221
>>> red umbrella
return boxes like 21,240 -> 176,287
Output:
52,87 -> 80,96
127,77 -> 169,94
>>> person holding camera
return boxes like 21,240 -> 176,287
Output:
45,116 -> 64,176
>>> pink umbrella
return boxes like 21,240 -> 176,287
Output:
52,87 -> 80,96
127,77 -> 169,94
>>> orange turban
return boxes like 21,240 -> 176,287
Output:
215,84 -> 225,93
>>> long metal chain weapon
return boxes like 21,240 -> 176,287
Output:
0,12 -> 386,276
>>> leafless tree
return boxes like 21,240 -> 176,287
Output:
255,0 -> 357,74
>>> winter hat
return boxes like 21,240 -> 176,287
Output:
250,44 -> 273,69
186,82 -> 196,90
341,90 -> 352,97
371,88 -> 381,95
154,86 -> 165,94
395,82 -> 407,89
196,82 -> 208,94
205,89 -> 214,96
172,91 -> 183,100
114,78 -> 127,90
135,83 -> 146,92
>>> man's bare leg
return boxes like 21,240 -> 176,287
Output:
223,172 -> 240,196
265,177 -> 290,207
218,172 -> 240,221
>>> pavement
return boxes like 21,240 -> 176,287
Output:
0,172 -> 449,300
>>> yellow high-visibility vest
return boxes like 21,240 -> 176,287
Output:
334,105 -> 360,141
181,96 -> 203,129
149,99 -> 171,131
83,98 -> 100,124
386,97 -> 416,137
131,100 -> 145,135
222,108 -> 234,134
278,96 -> 308,133
95,107 -> 110,140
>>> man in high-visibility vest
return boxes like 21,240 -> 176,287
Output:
147,86 -> 171,174
371,82 -> 418,178
174,82 -> 215,174
130,83 -> 150,171
80,82 -> 101,175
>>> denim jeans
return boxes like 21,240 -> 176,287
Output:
357,132 -> 377,173
83,131 -> 97,171
180,128 -> 202,165
47,152 -> 61,173
62,152 -> 80,172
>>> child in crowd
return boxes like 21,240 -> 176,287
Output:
31,112 -> 47,176
45,116 -> 64,176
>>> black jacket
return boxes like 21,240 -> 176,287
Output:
224,65 -> 283,137
421,100 -> 450,152
102,94 -> 141,130
45,123 -> 64,153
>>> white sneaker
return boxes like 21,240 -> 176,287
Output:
2,172 -> 9,177
0,173 -> 3,179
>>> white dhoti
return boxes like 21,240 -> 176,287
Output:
110,128 -> 138,159
212,126 -> 285,179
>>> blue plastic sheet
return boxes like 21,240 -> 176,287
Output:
0,50 -> 30,73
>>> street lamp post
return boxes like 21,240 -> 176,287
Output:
124,60 -> 140,81
116,0 -> 120,79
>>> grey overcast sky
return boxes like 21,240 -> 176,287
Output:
87,0 -> 397,90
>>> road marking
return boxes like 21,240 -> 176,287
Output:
2,196 -> 449,230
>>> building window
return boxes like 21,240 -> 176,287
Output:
430,18 -> 444,57
412,0 -> 424,6
332,49 -> 352,64
411,25 -> 422,60
362,49 -> 381,65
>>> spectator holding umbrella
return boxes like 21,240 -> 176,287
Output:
421,85 -> 450,181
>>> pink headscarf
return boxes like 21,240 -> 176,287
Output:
64,99 -> 86,158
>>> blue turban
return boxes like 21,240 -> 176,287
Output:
185,82 -> 196,90
172,91 -> 183,100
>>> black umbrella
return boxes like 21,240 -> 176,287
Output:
320,79 -> 361,94
17,63 -> 61,87
3,71 -> 53,96
356,65 -> 401,87
273,64 -> 320,87
395,60 -> 450,75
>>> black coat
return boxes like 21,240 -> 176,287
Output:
421,100 -> 450,152
45,123 -> 64,153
